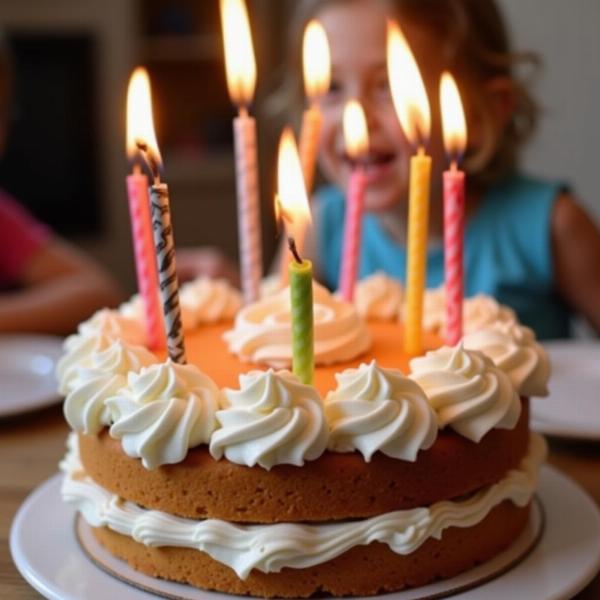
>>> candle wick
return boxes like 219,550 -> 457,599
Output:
288,237 -> 303,264
132,162 -> 141,176
136,140 -> 161,184
450,159 -> 458,172
417,145 -> 425,157
239,105 -> 249,119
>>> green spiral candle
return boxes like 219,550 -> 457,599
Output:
289,258 -> 314,385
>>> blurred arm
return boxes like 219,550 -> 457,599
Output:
552,193 -> 600,335
0,237 -> 122,336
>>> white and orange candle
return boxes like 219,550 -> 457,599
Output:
440,72 -> 467,346
125,68 -> 164,351
299,19 -> 330,196
339,100 -> 369,302
220,0 -> 262,305
387,20 -> 432,355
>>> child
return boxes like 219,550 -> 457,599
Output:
284,0 -> 600,339
0,38 -> 121,335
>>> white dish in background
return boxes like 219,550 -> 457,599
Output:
10,467 -> 600,600
532,341 -> 600,440
0,334 -> 63,417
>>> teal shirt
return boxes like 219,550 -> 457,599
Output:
317,174 -> 571,339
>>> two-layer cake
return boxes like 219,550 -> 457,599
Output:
58,273 -> 549,597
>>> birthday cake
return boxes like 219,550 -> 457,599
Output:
57,273 -> 550,598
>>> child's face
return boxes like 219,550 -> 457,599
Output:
316,0 -> 445,212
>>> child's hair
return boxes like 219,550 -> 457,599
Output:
272,0 -> 540,188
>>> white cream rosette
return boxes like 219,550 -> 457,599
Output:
179,277 -> 242,325
463,321 -> 550,397
223,283 -> 371,368
409,344 -> 521,443
106,361 -> 220,469
56,310 -> 145,394
354,273 -> 403,320
64,341 -> 157,435
119,277 -> 241,333
209,369 -> 328,470
415,288 -> 516,335
325,361 -> 437,461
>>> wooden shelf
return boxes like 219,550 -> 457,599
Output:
142,34 -> 221,62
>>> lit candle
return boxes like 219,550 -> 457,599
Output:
276,128 -> 314,385
339,99 -> 369,302
220,0 -> 262,305
440,72 -> 467,346
279,19 -> 330,287
387,20 -> 432,355
134,73 -> 186,364
299,19 -> 330,196
125,68 -> 165,351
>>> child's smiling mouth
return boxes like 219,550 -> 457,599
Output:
342,149 -> 398,184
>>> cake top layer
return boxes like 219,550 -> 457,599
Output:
58,274 -> 550,471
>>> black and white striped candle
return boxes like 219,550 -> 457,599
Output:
149,182 -> 187,364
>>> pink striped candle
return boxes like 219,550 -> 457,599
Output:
340,169 -> 367,302
339,100 -> 369,302
440,72 -> 468,346
126,67 -> 164,350
220,0 -> 263,304
126,170 -> 164,350
443,167 -> 465,345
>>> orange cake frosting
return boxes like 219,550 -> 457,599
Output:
58,274 -> 550,597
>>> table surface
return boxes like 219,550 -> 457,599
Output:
1,404 -> 600,600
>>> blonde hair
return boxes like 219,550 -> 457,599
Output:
269,0 -> 540,188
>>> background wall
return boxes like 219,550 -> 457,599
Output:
499,0 -> 600,220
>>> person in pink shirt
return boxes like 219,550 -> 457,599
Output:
0,43 -> 120,335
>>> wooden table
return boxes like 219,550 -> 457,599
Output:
1,404 -> 600,599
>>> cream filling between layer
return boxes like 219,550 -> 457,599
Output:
60,432 -> 546,580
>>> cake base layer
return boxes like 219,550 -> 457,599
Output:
92,500 -> 529,598
79,400 -> 528,523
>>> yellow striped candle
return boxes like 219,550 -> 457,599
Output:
387,20 -> 432,355
405,150 -> 432,354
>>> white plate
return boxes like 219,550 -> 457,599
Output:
10,467 -> 600,600
532,341 -> 600,440
0,334 -> 63,417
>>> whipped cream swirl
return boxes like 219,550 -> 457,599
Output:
120,277 -> 241,332
61,432 -> 546,579
224,283 -> 371,368
410,345 -> 521,442
179,277 -> 242,325
57,310 -> 146,394
354,273 -> 403,320
417,288 -> 516,335
106,361 -> 220,469
210,370 -> 328,469
325,361 -> 437,461
63,341 -> 157,435
463,322 -> 550,397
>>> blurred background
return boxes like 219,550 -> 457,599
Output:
0,0 -> 597,293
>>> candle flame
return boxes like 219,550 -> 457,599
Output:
440,71 -> 467,163
303,20 -> 331,101
126,66 -> 161,166
277,127 -> 312,241
386,20 -> 431,148
220,0 -> 257,106
343,100 -> 369,159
